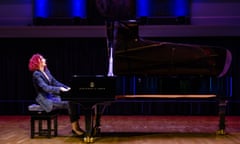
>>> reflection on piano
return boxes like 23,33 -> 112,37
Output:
113,20 -> 232,78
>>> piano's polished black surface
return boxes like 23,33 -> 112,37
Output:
62,75 -> 116,140
63,75 -> 116,108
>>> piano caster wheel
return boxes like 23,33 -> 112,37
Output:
216,129 -> 226,135
84,136 -> 94,143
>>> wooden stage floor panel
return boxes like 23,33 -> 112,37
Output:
0,115 -> 240,144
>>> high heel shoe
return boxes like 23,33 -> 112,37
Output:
71,121 -> 85,137
72,129 -> 85,137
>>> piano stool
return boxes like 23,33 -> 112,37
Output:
28,104 -> 58,138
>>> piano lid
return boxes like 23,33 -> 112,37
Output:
113,21 -> 232,77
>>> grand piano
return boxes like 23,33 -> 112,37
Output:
62,0 -> 232,142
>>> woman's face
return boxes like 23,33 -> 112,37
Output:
39,56 -> 47,67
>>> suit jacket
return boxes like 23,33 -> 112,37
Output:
32,68 -> 69,112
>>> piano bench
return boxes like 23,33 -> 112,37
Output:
28,104 -> 58,138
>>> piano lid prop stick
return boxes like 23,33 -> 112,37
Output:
108,47 -> 114,77
107,20 -> 116,77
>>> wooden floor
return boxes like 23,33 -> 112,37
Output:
1,115 -> 240,144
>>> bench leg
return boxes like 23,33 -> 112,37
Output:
38,120 -> 43,136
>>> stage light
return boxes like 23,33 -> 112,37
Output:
72,0 -> 86,18
34,0 -> 86,18
136,0 -> 190,17
136,0 -> 149,17
34,0 -> 48,18
174,0 -> 189,16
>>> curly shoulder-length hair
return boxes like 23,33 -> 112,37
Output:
28,53 -> 45,72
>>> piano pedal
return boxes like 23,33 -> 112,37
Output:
84,136 -> 94,143
216,129 -> 226,135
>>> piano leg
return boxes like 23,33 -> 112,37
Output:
83,102 -> 113,142
217,100 -> 227,135
93,104 -> 101,137
93,102 -> 113,137
83,108 -> 94,143
83,105 -> 103,143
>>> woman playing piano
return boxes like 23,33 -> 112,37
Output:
28,53 -> 84,137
